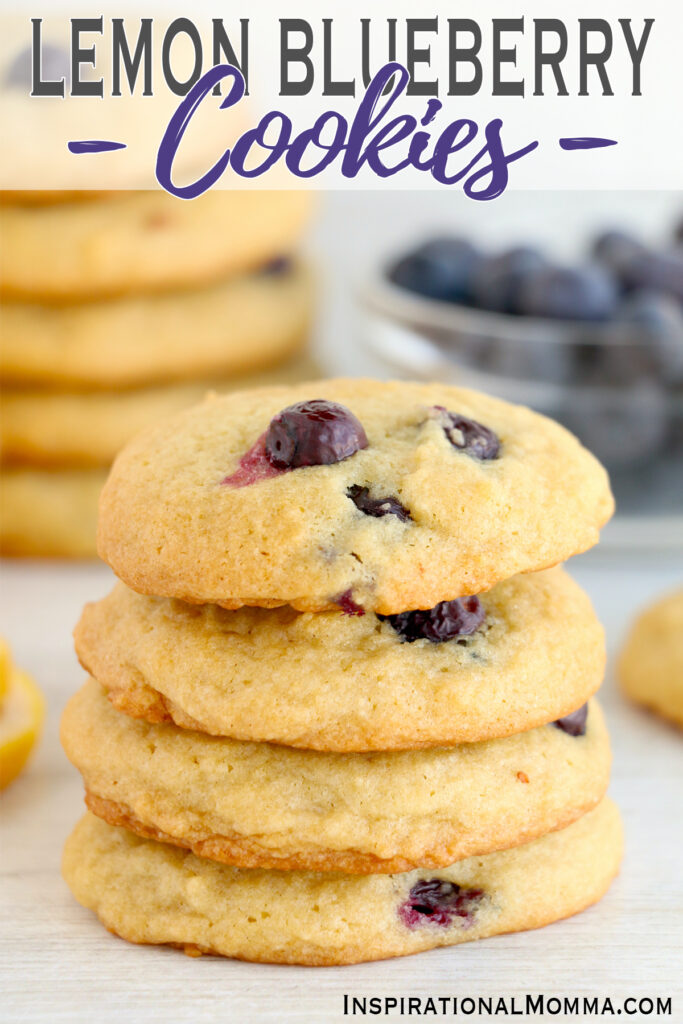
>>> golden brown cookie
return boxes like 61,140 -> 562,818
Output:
0,190 -> 312,301
97,379 -> 614,614
62,801 -> 623,965
74,568 -> 604,750
1,354 -> 319,468
0,467 -> 106,558
62,679 -> 610,873
0,261 -> 312,390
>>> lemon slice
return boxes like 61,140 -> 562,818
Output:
0,667 -> 45,790
0,637 -> 10,703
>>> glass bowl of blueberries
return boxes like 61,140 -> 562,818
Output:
362,222 -> 683,531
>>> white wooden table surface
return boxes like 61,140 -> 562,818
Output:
2,550 -> 682,1023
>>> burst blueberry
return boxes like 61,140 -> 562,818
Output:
379,595 -> 485,643
347,485 -> 411,522
432,407 -> 500,460
399,879 -> 484,929
265,400 -> 368,469
553,704 -> 588,736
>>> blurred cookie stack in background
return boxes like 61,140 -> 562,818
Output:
0,189 -> 314,557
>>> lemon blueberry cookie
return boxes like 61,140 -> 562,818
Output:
618,589 -> 683,729
0,260 -> 313,390
62,679 -> 610,873
74,568 -> 604,751
0,190 -> 312,301
62,800 -> 623,966
97,379 -> 614,614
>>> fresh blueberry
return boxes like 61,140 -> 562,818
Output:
265,400 -> 368,469
615,290 -> 683,383
553,704 -> 588,736
5,43 -> 71,90
470,246 -> 546,315
379,595 -> 485,644
347,485 -> 411,522
618,249 -> 683,304
388,237 -> 481,304
517,264 -> 619,322
432,407 -> 500,460
592,229 -> 646,275
399,879 -> 484,929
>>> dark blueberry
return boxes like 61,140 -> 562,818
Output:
336,589 -> 365,617
618,249 -> 683,304
260,255 -> 293,276
592,229 -> 646,275
517,264 -> 619,322
470,246 -> 546,315
379,595 -> 485,644
388,236 -> 481,304
399,879 -> 484,929
5,43 -> 71,90
432,406 -> 500,460
347,485 -> 411,522
265,400 -> 368,469
553,704 -> 588,736
615,290 -> 683,383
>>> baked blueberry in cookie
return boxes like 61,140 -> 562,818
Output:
399,880 -> 484,929
379,595 -> 485,643
431,407 -> 500,460
223,400 -> 369,486
347,485 -> 412,522
97,380 -> 614,614
335,589 -> 366,617
553,703 -> 588,736
260,255 -> 293,275
265,400 -> 368,469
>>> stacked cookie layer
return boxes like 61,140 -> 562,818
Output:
63,379 -> 622,965
0,189 -> 313,556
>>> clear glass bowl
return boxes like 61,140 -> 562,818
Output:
361,269 -> 683,536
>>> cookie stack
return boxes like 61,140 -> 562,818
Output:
0,189 -> 313,557
62,379 -> 622,965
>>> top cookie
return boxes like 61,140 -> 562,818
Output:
97,379 -> 614,613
